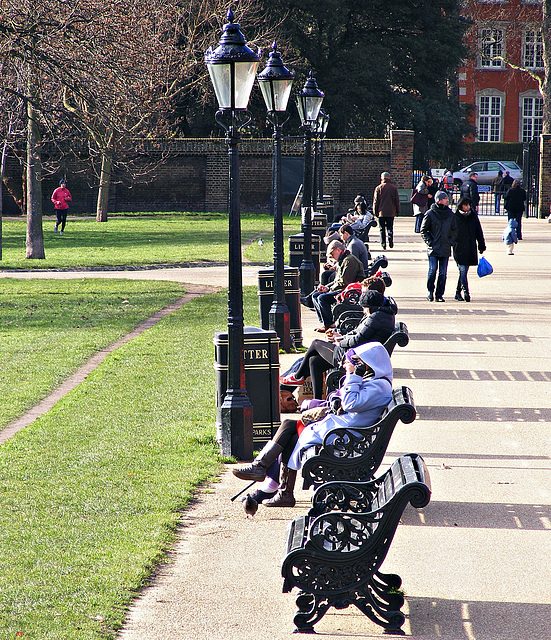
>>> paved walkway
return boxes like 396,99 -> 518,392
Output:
3,216 -> 551,638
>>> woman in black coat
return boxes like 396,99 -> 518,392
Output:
504,179 -> 527,240
452,197 -> 486,302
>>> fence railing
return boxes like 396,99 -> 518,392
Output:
441,186 -> 536,217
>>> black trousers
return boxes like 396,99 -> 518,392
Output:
295,339 -> 335,399
272,418 -> 300,465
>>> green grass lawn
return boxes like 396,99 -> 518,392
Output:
0,279 -> 186,430
0,281 -> 260,639
0,213 -> 302,269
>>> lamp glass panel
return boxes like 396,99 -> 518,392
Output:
259,78 -> 293,112
207,62 -> 231,109
234,60 -> 259,109
304,95 -> 323,122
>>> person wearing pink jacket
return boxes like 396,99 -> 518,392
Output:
51,179 -> 72,235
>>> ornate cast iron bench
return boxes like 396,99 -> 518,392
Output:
325,321 -> 409,394
301,386 -> 416,489
282,453 -> 431,634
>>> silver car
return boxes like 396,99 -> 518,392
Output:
453,160 -> 523,186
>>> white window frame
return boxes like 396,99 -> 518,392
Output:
476,89 -> 505,142
519,90 -> 543,142
479,26 -> 505,69
522,29 -> 544,69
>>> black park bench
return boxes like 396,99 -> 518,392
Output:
282,453 -> 431,634
325,321 -> 409,394
301,386 -> 416,489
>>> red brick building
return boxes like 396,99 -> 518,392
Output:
459,0 -> 544,143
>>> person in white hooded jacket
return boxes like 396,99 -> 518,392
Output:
232,342 -> 393,507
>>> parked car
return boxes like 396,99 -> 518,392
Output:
453,160 -> 523,186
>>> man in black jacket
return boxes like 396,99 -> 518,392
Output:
459,172 -> 480,212
420,191 -> 457,302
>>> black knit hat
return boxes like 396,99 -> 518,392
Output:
359,290 -> 384,309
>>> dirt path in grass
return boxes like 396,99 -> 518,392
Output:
0,283 -> 219,445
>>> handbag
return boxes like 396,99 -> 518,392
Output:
410,189 -> 428,207
477,256 -> 493,278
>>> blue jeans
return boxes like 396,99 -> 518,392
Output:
457,264 -> 469,292
427,256 -> 449,298
312,289 -> 340,328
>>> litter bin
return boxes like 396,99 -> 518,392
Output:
214,327 -> 280,448
317,196 -> 334,223
258,266 -> 302,348
288,233 -> 321,284
311,212 -> 327,239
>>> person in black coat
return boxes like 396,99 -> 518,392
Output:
420,191 -> 458,302
452,197 -> 486,302
504,179 -> 527,240
459,172 -> 480,211
279,290 -> 396,399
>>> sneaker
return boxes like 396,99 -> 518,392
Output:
426,293 -> 434,302
54,226 -> 58,233
435,296 -> 445,302
455,292 -> 464,301
59,231 -> 63,235
279,373 -> 305,386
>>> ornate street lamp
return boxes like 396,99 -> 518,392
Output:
257,43 -> 295,352
205,9 -> 260,459
296,72 -> 324,296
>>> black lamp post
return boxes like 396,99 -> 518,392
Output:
205,9 -> 260,459
257,43 -> 295,352
296,73 -> 324,296
316,110 -> 329,204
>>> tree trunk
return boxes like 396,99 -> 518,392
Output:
25,99 -> 45,259
96,147 -> 113,222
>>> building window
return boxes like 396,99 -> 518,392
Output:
480,28 -> 504,68
523,30 -> 544,69
521,95 -> 543,141
478,93 -> 503,142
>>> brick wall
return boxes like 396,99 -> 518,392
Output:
3,133 -> 414,216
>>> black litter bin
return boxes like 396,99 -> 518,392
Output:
317,196 -> 334,223
288,233 -> 321,284
257,266 -> 302,348
312,213 -> 327,238
214,327 -> 280,448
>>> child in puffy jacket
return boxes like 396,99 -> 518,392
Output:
503,219 -> 518,255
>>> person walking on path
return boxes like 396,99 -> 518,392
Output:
51,179 -> 72,235
420,191 -> 457,302
504,179 -> 527,240
502,170 -> 514,192
452,197 -> 486,302
492,170 -> 504,213
459,172 -> 480,212
373,171 -> 400,250
412,174 -> 433,233
503,218 -> 518,255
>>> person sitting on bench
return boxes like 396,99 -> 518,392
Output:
233,342 -> 393,507
301,240 -> 364,333
280,289 -> 396,399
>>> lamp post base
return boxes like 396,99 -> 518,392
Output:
299,260 -> 316,297
269,301 -> 292,352
220,392 -> 253,460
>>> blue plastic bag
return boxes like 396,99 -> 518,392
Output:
477,256 -> 493,278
